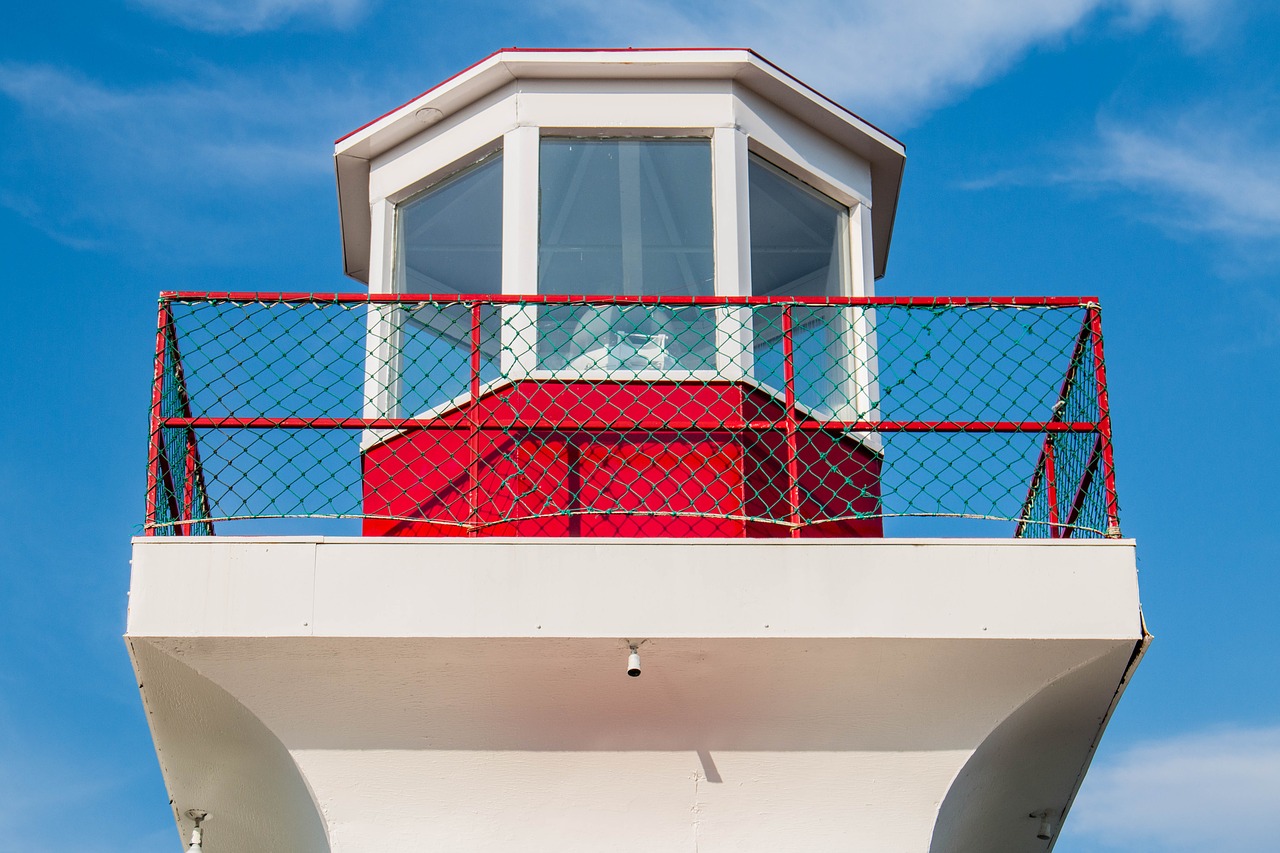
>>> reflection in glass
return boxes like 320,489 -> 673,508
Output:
393,155 -> 503,414
538,139 -> 714,371
396,303 -> 501,416
748,155 -> 852,414
748,155 -> 847,297
539,303 -> 718,372
396,153 -> 502,295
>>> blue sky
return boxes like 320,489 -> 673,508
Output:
2,1 -> 1279,849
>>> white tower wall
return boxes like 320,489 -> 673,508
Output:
128,538 -> 1144,851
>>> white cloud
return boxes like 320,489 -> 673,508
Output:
545,0 -> 1222,126
0,63 -> 380,254
0,63 -> 361,183
1119,0 -> 1222,37
131,0 -> 371,34
1090,115 -> 1280,238
1069,724 -> 1280,851
956,97 -> 1280,245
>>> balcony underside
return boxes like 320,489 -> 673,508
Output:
127,538 -> 1144,852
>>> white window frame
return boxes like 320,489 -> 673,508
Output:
366,87 -> 877,423
740,146 -> 872,425
516,129 -> 725,385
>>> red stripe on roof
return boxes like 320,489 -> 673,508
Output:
741,48 -> 902,148
335,47 -> 506,144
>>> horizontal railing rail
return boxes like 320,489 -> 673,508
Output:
145,293 -> 1120,539
159,291 -> 1099,307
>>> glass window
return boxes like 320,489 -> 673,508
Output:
395,154 -> 503,412
748,154 -> 847,298
538,139 -> 715,371
396,153 -> 502,294
748,155 -> 852,415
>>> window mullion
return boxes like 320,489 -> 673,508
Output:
712,127 -> 751,378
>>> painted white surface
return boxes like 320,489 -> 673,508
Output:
128,538 -> 1141,851
129,538 -> 1140,641
287,747 -> 964,852
130,632 -> 1137,852
128,638 -> 329,853
129,535 -> 1141,845
368,88 -> 513,207
501,125 -> 539,298
516,79 -> 736,130
711,126 -> 752,300
711,126 -> 753,376
737,85 -> 873,205
362,198 -> 399,424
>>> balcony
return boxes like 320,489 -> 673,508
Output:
145,292 -> 1119,539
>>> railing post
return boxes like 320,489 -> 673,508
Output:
144,299 -> 172,536
782,304 -> 802,537
468,301 -> 483,535
1044,437 -> 1059,538
180,431 -> 197,536
163,313 -> 207,536
1088,304 -> 1121,537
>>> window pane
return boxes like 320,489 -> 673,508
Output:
748,155 -> 847,298
538,139 -> 714,371
394,155 -> 502,413
749,156 -> 851,415
396,154 -> 502,295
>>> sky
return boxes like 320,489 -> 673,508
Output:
2,0 -> 1279,850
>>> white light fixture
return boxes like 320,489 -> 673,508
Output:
186,809 -> 209,852
1031,810 -> 1053,841
627,644 -> 642,677
414,107 -> 443,125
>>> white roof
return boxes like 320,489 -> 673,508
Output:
334,48 -> 906,282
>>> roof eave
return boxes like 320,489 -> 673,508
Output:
334,48 -> 906,283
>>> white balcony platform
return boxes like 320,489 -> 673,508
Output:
127,537 -> 1145,852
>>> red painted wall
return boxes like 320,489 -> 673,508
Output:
362,381 -> 881,537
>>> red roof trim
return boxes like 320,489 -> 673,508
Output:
335,47 -> 506,144
741,48 -> 902,148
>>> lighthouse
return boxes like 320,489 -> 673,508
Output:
128,48 -> 1146,851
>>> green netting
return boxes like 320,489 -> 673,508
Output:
149,316 -> 213,536
144,296 -> 1120,538
1015,319 -> 1115,538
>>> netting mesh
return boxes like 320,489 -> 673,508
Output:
144,294 -> 1120,538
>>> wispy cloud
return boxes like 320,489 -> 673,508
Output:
1070,724 -> 1280,851
0,63 -> 380,256
1090,115 -> 1280,238
0,2 -> 1240,258
544,0 -> 1222,126
0,64 -> 362,184
964,101 -> 1280,244
131,0 -> 372,34
1117,0 -> 1225,46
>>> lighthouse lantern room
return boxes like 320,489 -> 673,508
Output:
336,50 -> 902,537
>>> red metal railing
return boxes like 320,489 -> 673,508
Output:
146,300 -> 214,536
144,293 -> 1120,538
